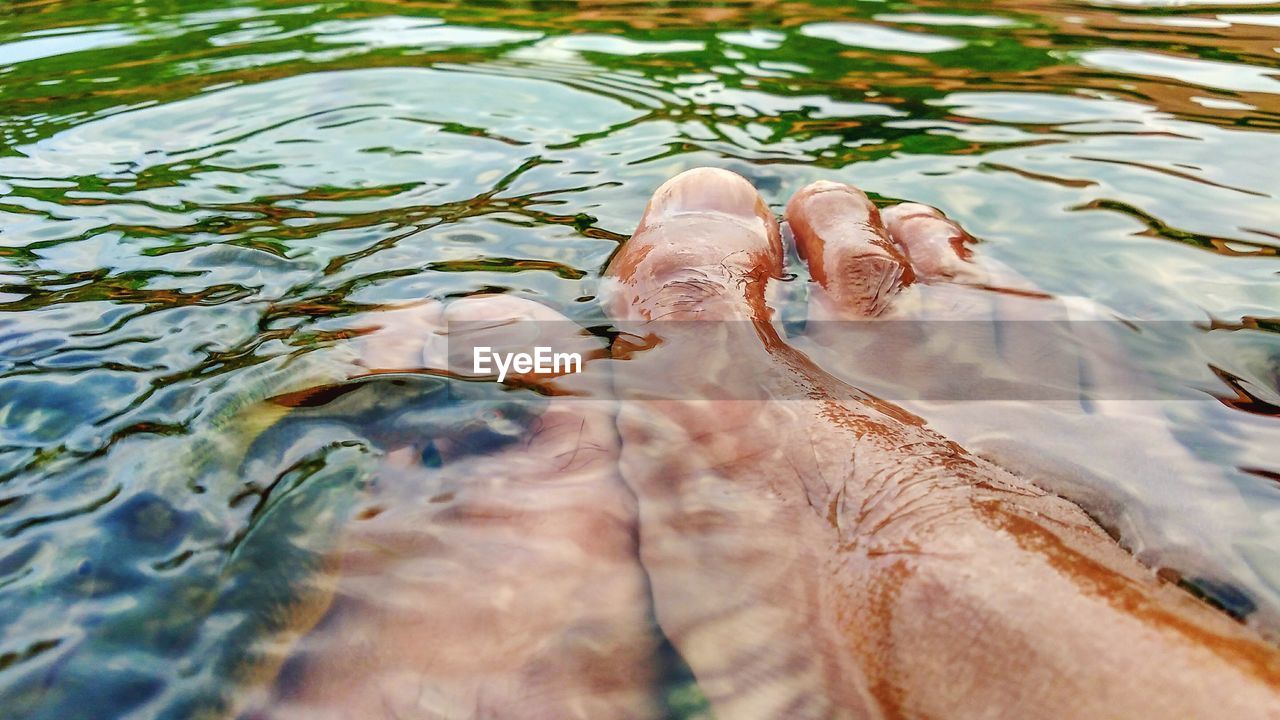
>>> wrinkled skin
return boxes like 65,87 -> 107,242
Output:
257,169 -> 1280,719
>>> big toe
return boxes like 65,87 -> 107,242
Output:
605,167 -> 783,321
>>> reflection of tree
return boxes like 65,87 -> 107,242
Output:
4,0 -> 1276,146
907,0 -> 1280,129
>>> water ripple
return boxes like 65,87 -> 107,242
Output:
2,0 -> 1280,716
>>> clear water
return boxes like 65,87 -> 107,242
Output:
1,0 -> 1278,717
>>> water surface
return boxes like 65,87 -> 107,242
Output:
1,0 -> 1279,717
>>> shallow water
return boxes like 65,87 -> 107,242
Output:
1,0 -> 1278,717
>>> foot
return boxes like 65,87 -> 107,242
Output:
605,168 -> 1280,719
788,181 -> 1272,628
258,296 -> 661,719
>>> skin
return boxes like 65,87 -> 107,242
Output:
254,298 -> 662,719
258,168 -> 1280,719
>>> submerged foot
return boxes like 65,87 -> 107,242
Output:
260,295 -> 661,720
605,167 -> 1280,719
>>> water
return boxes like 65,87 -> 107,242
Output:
1,0 -> 1278,717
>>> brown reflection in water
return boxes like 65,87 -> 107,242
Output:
1075,199 -> 1280,258
1209,364 -> 1280,418
952,0 -> 1280,127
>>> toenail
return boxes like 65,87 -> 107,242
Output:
645,167 -> 767,222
